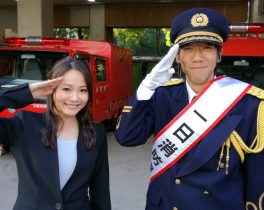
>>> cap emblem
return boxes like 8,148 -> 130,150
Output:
191,13 -> 209,27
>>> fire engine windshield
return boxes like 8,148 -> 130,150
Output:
217,56 -> 264,89
0,51 -> 67,80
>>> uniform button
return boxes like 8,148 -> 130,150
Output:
55,202 -> 62,209
219,163 -> 225,169
175,179 -> 181,185
173,207 -> 178,210
203,190 -> 210,195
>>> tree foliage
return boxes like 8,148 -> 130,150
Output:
113,28 -> 171,56
54,28 -> 90,39
162,28 -> 171,47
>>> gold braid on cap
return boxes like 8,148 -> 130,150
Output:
217,86 -> 264,174
175,31 -> 223,45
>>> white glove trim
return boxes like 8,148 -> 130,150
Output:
136,83 -> 155,101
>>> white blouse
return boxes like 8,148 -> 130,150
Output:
57,138 -> 77,189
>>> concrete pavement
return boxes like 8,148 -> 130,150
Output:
0,132 -> 152,210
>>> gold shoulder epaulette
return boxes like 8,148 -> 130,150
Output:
247,86 -> 264,99
163,78 -> 185,87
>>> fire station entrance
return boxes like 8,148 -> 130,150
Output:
1,0 -> 264,40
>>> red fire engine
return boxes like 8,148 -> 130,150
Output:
0,38 -> 133,125
219,23 -> 264,88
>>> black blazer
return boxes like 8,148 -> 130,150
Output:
0,84 -> 111,210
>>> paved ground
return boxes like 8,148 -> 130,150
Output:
0,132 -> 152,210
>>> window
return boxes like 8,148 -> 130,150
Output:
218,56 -> 264,89
0,51 -> 67,81
0,55 -> 13,77
95,58 -> 106,82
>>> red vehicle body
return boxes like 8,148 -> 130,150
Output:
223,36 -> 264,57
0,38 -> 133,123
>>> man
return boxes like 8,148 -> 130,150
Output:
115,7 -> 264,210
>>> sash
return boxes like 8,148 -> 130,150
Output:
150,76 -> 251,181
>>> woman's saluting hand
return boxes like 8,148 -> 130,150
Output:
29,77 -> 63,99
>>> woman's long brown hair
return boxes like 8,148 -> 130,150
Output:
41,56 -> 96,149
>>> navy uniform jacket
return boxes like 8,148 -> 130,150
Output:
115,80 -> 264,210
0,84 -> 111,210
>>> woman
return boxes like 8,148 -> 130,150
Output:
0,57 -> 111,210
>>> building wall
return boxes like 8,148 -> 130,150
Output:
54,5 -> 90,28
0,7 -> 17,39
251,0 -> 264,22
70,6 -> 90,27
105,2 -> 249,27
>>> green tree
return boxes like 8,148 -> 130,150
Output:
113,28 -> 170,56
162,28 -> 171,47
54,28 -> 90,39
113,28 -> 145,55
